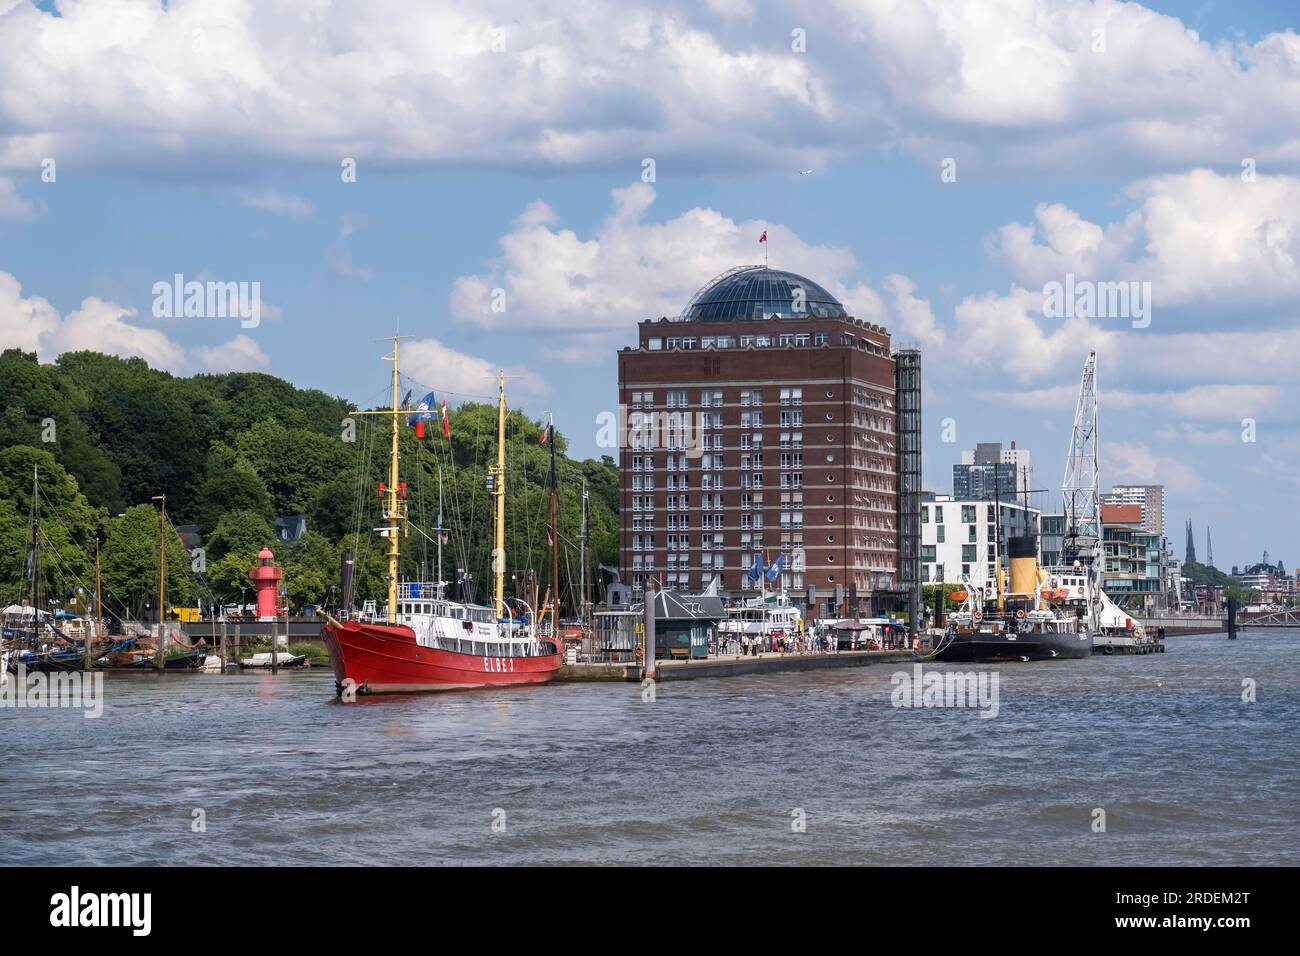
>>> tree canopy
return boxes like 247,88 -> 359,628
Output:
0,348 -> 618,617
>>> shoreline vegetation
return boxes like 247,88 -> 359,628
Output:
0,348 -> 619,622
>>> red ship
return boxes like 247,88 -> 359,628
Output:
321,341 -> 564,695
322,614 -> 562,694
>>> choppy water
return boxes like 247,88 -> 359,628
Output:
2,630 -> 1297,866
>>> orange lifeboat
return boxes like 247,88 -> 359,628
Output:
949,589 -> 968,603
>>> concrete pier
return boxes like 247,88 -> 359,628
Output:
557,662 -> 642,682
557,649 -> 916,683
1136,616 -> 1226,637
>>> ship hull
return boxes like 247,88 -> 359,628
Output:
934,630 -> 1092,663
321,620 -> 563,694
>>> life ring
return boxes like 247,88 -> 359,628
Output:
1077,586 -> 1085,595
972,610 -> 983,622
1015,609 -> 1026,620
1103,645 -> 1113,656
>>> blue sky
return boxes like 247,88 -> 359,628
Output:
2,0 -> 1299,569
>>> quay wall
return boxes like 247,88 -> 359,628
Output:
559,649 -> 916,683
1137,617 -> 1226,637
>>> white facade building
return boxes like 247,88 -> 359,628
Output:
921,495 -> 1041,588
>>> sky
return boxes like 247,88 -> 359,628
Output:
1,0 -> 1298,571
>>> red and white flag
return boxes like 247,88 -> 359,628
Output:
440,400 -> 450,438
759,229 -> 767,244
539,413 -> 552,445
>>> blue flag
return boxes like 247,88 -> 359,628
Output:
766,554 -> 785,582
747,554 -> 765,582
407,391 -> 437,427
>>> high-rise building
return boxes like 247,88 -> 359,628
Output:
1100,484 -> 1165,535
616,265 -> 920,621
954,441 -> 1031,501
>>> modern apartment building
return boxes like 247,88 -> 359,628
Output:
921,493 -> 1040,589
1100,503 -> 1168,610
1100,484 -> 1165,536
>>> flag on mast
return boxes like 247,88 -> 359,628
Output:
759,229 -> 767,244
440,399 -> 450,438
408,391 -> 436,439
539,412 -> 552,445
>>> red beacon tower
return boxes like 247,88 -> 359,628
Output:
249,547 -> 284,622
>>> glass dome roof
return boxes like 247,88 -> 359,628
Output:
682,266 -> 847,321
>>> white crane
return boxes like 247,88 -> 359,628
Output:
1060,351 -> 1108,630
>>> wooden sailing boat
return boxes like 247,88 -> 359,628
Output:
319,337 -> 563,694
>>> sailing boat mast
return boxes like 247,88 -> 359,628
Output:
152,494 -> 167,670
27,466 -> 39,633
493,370 -> 506,615
549,412 -> 558,639
385,335 -> 403,625
90,537 -> 102,670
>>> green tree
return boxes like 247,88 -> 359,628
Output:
0,445 -> 100,608
282,531 -> 338,609
195,444 -> 273,533
206,509 -> 276,561
100,504 -> 195,619
235,418 -> 349,516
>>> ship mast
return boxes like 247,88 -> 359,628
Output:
386,335 -> 403,625
549,411 -> 558,639
493,370 -> 506,615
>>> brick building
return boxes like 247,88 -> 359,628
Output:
615,265 -> 920,622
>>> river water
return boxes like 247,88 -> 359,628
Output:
2,631 -> 1296,866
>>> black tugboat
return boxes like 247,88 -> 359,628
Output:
932,534 -> 1092,663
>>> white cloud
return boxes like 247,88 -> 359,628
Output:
401,337 -> 550,405
2,1 -> 1298,177
451,181 -> 926,359
329,215 -> 373,281
235,188 -> 313,219
191,334 -> 271,372
0,270 -> 269,374
0,176 -> 42,220
950,285 -> 1112,381
1105,441 -> 1200,493
991,170 -> 1300,309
